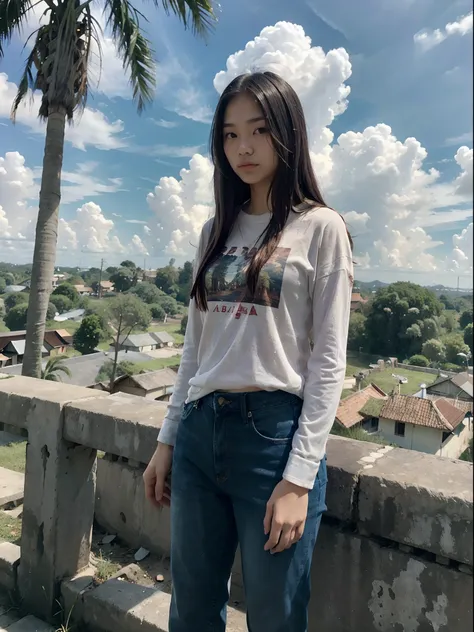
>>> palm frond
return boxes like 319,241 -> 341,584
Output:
103,0 -> 156,112
10,34 -> 39,119
158,0 -> 215,38
0,0 -> 38,57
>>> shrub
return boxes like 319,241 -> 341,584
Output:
150,304 -> 166,320
180,314 -> 188,335
408,354 -> 430,367
49,294 -> 73,314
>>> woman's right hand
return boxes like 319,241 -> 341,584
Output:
143,442 -> 174,508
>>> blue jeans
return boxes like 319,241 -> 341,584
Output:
169,390 -> 328,632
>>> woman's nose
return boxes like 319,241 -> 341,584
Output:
238,140 -> 254,155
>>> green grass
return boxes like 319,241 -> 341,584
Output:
0,441 -> 26,473
369,367 -> 435,396
46,319 -> 82,334
0,511 -> 21,544
95,552 -> 122,583
0,320 -> 10,332
135,356 -> 182,372
331,424 -> 392,446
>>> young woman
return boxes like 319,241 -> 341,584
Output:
144,71 -> 353,632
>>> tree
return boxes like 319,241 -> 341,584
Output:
110,268 -> 134,293
107,295 -> 151,389
4,273 -> 15,286
442,311 -> 458,334
73,315 -> 103,355
347,312 -> 367,351
2,0 -> 215,379
52,283 -> 79,306
177,261 -> 194,304
129,282 -> 164,304
464,323 -> 473,355
421,318 -> 439,342
439,294 -> 454,310
0,277 -> 6,294
46,302 -> 57,321
96,359 -> 139,384
120,260 -> 137,271
421,339 -> 446,363
365,282 -> 443,357
155,259 -> 180,295
4,292 -> 29,313
180,314 -> 189,335
443,333 -> 470,364
158,295 -> 179,316
49,294 -> 73,314
5,304 -> 29,331
408,355 -> 430,367
150,304 -> 166,320
460,309 -> 473,330
41,356 -> 72,382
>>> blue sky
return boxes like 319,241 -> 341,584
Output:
0,0 -> 472,287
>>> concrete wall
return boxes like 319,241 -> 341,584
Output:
379,417 -> 473,458
0,378 -> 471,632
438,420 -> 472,458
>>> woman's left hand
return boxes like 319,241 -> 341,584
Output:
263,479 -> 309,554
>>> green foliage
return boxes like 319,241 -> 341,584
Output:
440,362 -> 464,372
439,294 -> 455,310
441,310 -> 458,333
157,294 -> 179,316
177,261 -> 194,304
408,354 -> 430,367
442,333 -> 470,364
49,294 -> 73,314
155,259 -> 179,295
0,277 -> 6,293
464,323 -> 473,354
150,303 -> 166,320
421,318 -> 439,342
460,439 -> 473,462
129,282 -> 164,304
96,359 -> 139,383
73,315 -> 103,355
120,260 -> 137,270
347,312 -> 367,351
108,294 -> 152,334
460,309 -> 473,330
365,282 -> 443,357
421,339 -> 446,362
46,302 -> 56,320
180,314 -> 188,335
110,268 -> 134,293
52,283 -> 79,305
4,292 -> 29,312
41,356 -> 72,382
3,273 -> 15,286
5,304 -> 28,330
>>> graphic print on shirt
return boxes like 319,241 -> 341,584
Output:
205,246 -> 291,309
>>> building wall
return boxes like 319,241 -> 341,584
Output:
427,380 -> 471,401
438,420 -> 473,459
378,418 -> 443,454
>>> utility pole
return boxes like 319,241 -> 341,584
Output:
98,258 -> 104,299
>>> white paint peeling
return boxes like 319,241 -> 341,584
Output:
368,559 -> 449,631
426,594 -> 448,632
408,515 -> 433,548
364,465 -> 374,470
438,515 -> 455,556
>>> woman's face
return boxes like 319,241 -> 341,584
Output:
223,92 -> 278,187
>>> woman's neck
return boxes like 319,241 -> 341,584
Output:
247,181 -> 272,215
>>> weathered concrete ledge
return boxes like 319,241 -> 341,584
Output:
61,569 -> 247,632
0,542 -> 20,593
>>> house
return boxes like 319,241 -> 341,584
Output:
2,340 -> 49,366
0,350 -> 154,387
153,331 -> 175,347
378,394 -> 472,459
335,384 -> 387,432
0,329 -> 71,366
3,285 -> 27,294
53,308 -> 85,323
73,284 -> 93,296
112,368 -> 177,401
350,291 -> 368,312
426,372 -> 473,402
23,274 -> 66,290
43,330 -> 71,356
99,281 -> 114,293
117,331 -> 175,353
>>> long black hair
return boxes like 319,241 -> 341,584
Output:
191,71 -> 351,310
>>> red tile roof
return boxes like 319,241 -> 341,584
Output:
336,384 -> 387,429
380,395 -> 466,431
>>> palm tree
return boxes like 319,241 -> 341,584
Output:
0,0 -> 215,378
41,355 -> 73,382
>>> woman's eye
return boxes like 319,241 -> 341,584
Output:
224,132 -> 237,139
254,127 -> 268,135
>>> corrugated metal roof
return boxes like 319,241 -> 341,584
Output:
117,368 -> 177,391
6,340 -> 48,355
119,333 -> 158,348
152,331 -> 175,344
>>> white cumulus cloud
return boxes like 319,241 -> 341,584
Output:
414,12 -> 473,52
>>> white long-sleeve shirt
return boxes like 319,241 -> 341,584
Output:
159,205 -> 353,489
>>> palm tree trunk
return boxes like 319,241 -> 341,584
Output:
109,313 -> 123,392
22,108 -> 66,378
